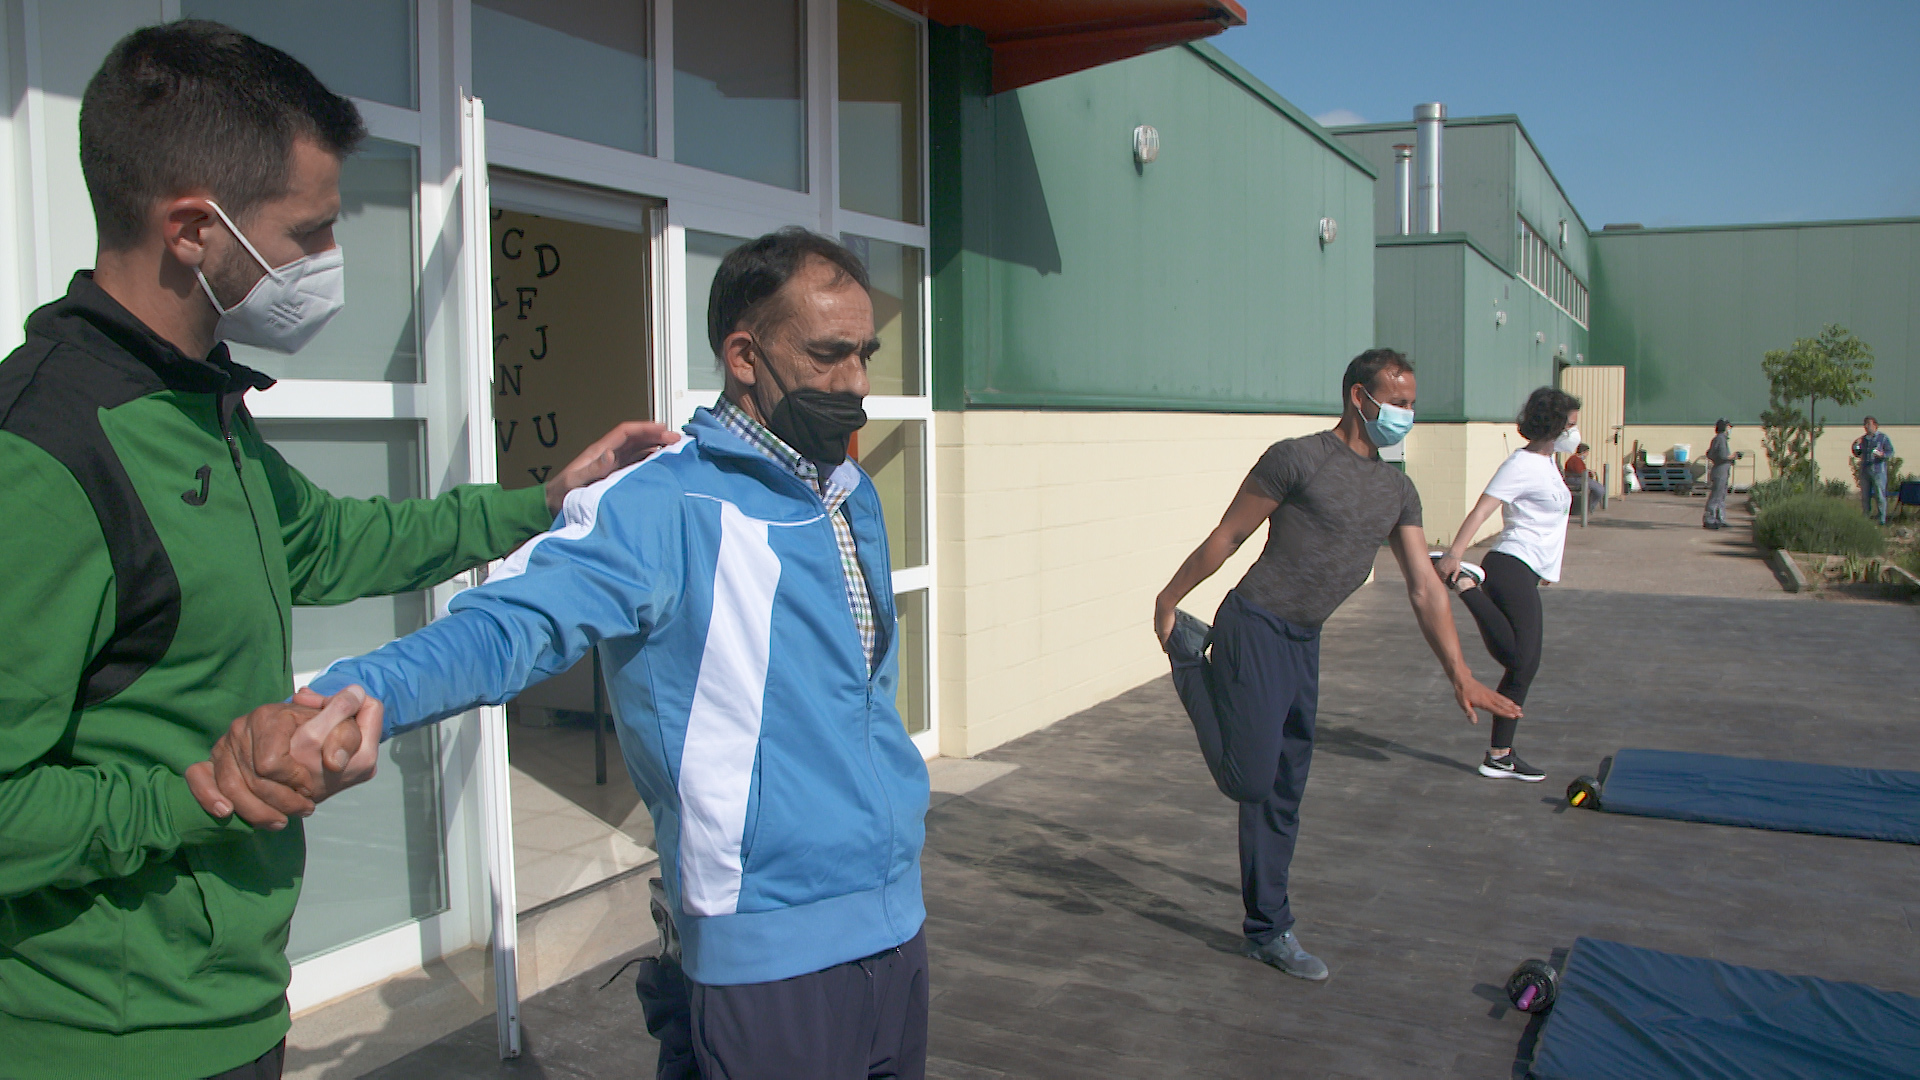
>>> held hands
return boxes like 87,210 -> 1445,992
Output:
184,686 -> 384,829
546,421 -> 680,514
1454,676 -> 1522,726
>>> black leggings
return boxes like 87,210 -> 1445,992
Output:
1458,550 -> 1542,748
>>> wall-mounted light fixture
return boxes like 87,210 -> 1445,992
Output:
1495,310 -> 1507,326
1575,352 -> 1584,363
1557,220 -> 1569,248
1536,331 -> 1547,344
1555,343 -> 1568,359
1133,125 -> 1160,166
1319,217 -> 1338,245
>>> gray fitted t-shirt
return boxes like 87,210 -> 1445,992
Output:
1234,430 -> 1423,627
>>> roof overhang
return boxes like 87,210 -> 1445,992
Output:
909,1 -> 1248,92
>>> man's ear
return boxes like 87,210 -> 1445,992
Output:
720,329 -> 758,388
161,197 -> 218,271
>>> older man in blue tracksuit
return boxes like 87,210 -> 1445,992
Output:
299,230 -> 929,1078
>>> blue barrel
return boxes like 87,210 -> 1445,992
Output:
1900,480 -> 1920,506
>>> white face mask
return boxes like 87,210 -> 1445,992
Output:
1554,425 -> 1581,455
195,199 -> 345,354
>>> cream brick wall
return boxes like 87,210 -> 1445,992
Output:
1624,424 -> 1918,490
933,411 -> 1529,758
1401,422 -> 1517,547
934,410 -> 1332,758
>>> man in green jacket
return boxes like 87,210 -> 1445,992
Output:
0,21 -> 671,1079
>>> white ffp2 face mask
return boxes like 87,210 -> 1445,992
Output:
195,199 -> 345,354
1554,426 -> 1581,455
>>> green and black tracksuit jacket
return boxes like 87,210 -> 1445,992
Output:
0,273 -> 554,1078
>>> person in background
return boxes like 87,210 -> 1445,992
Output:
1853,417 -> 1894,526
1154,349 -> 1520,984
1436,388 -> 1583,784
0,21 -> 670,1080
1703,419 -> 1736,530
1564,442 -> 1604,506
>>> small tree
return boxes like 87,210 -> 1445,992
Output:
1760,324 -> 1874,482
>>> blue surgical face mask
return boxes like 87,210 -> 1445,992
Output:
1361,387 -> 1415,448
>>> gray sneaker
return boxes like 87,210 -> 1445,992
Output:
1246,930 -> 1329,981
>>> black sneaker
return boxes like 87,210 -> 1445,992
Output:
1479,752 -> 1546,782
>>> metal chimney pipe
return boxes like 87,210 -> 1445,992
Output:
1414,103 -> 1445,233
1392,144 -> 1414,236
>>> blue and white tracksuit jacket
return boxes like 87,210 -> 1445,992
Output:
308,407 -> 929,986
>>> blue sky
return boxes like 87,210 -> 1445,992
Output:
1211,0 -> 1920,228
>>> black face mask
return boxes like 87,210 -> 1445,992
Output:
753,344 -> 868,467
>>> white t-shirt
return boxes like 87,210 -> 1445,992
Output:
1484,449 -> 1572,582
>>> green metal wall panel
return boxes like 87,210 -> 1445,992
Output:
929,31 -> 1375,413
1464,251 -> 1584,422
1335,116 -> 1591,286
1509,126 -> 1590,283
1376,235 -> 1581,423
1336,122 -> 1515,272
1374,241 -> 1466,418
1590,220 -> 1920,425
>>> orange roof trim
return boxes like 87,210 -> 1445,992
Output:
908,0 -> 1248,92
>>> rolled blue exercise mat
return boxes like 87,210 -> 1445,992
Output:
1530,937 -> 1920,1080
1596,748 -> 1920,844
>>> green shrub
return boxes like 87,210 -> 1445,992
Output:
1747,477 -> 1808,510
1747,476 -> 1848,509
1753,494 -> 1885,556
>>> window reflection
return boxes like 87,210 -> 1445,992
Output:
474,0 -> 652,156
183,0 -> 416,108
685,230 -> 749,392
838,0 -> 921,223
675,0 -> 806,190
841,235 -> 922,396
894,589 -> 929,735
856,418 -> 926,571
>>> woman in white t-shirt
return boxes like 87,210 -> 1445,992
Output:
1433,387 -> 1582,783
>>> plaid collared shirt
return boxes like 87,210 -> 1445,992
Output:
712,397 -> 879,670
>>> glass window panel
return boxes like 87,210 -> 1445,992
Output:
841,235 -> 923,396
893,588 -> 929,735
257,418 -> 445,961
473,0 -> 652,156
855,418 -> 926,570
288,726 -> 446,961
685,230 -> 749,392
182,0 -> 416,108
675,0 -> 805,190
233,140 -> 420,383
838,0 -> 921,223
255,418 -> 429,675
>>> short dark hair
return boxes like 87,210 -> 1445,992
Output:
1341,349 -> 1414,399
81,20 -> 366,249
1517,386 -> 1581,441
1715,418 -> 1730,433
708,228 -> 872,356
1864,416 -> 1878,426
1576,443 -> 1590,453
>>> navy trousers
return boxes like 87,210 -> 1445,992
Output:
1169,590 -> 1320,944
202,1041 -> 283,1080
638,930 -> 929,1080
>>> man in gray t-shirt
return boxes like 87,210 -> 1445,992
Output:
1154,349 -> 1519,983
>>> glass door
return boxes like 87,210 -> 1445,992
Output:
487,173 -> 668,919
